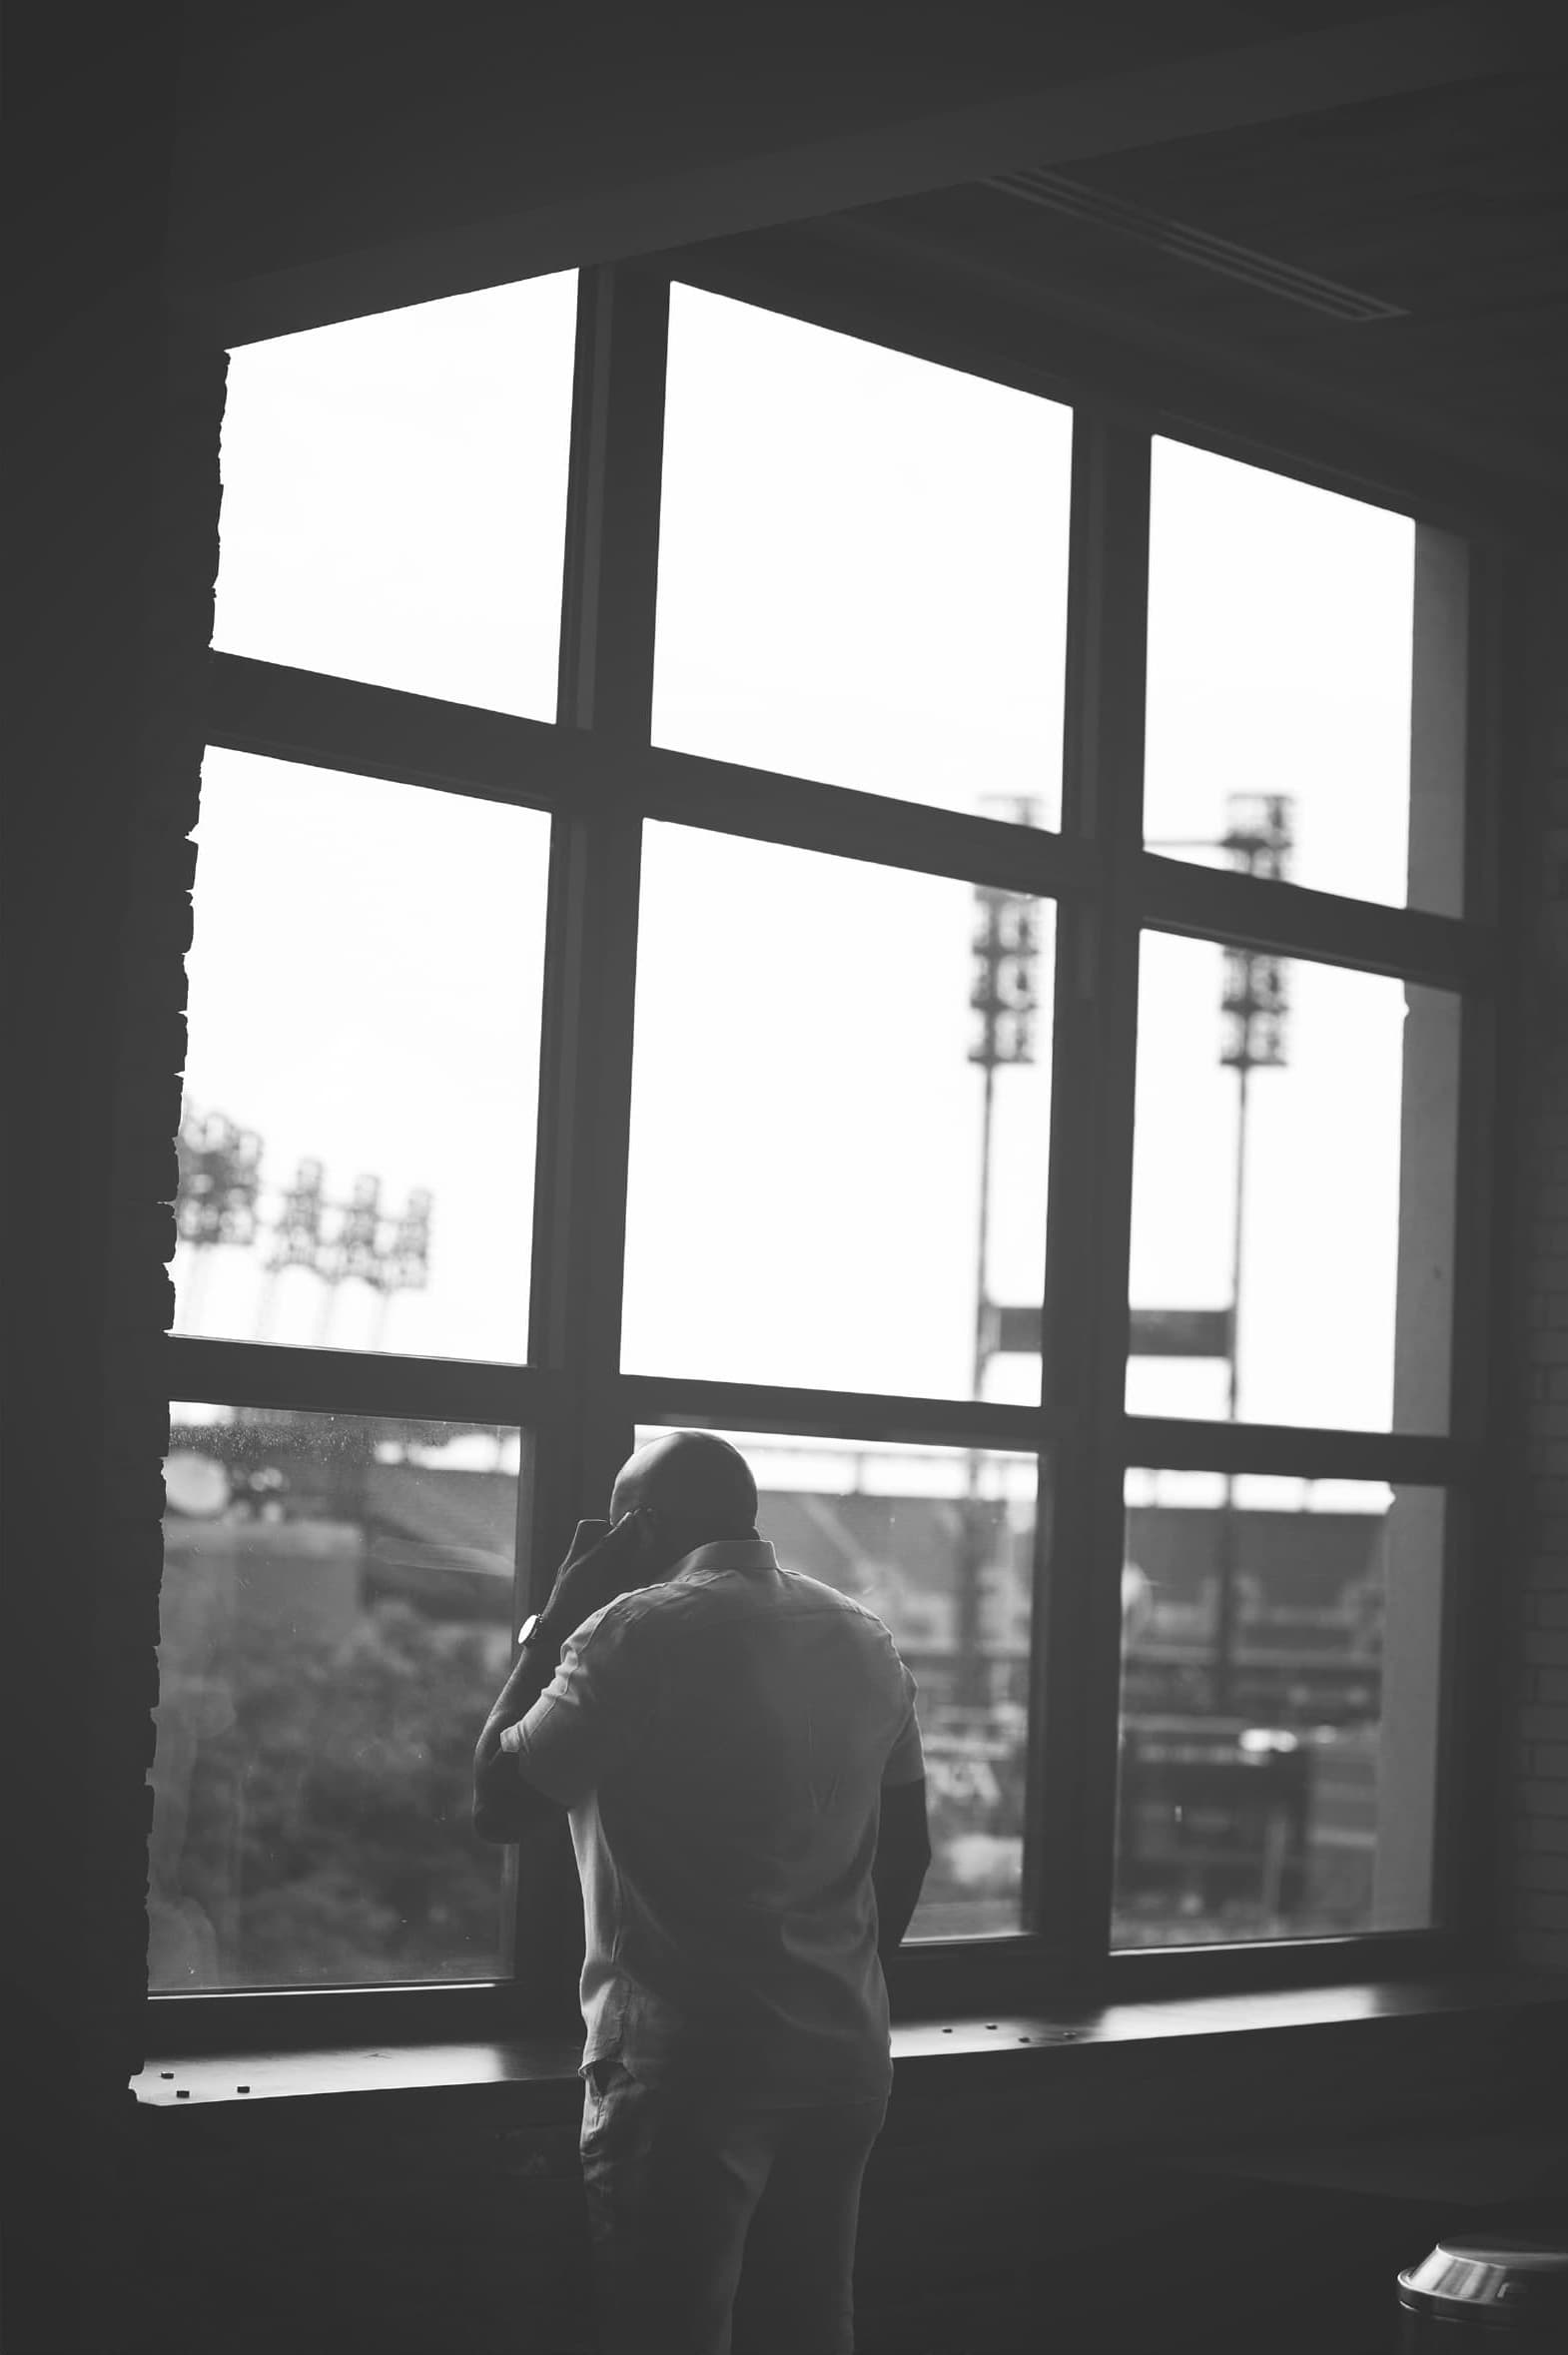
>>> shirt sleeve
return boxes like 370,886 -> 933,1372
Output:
881,1656 -> 926,1788
510,1599 -> 649,1810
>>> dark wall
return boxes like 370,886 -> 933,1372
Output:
5,8 -> 217,2348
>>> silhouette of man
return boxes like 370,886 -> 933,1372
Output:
474,1429 -> 930,2355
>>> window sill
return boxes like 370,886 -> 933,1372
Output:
133,1969 -> 1568,2164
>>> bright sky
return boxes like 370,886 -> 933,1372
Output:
183,270 -> 1452,1462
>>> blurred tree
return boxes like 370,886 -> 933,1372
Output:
175,1596 -> 506,1986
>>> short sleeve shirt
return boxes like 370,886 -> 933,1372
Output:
511,1539 -> 924,2101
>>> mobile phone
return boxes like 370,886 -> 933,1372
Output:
566,1516 -> 612,1561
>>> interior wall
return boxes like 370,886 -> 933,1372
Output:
5,8 -> 218,2347
1511,550 -> 1568,1971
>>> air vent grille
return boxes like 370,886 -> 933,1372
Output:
986,165 -> 1407,324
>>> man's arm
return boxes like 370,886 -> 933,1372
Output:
472,1509 -> 655,1844
472,1639 -> 568,1844
872,1778 -> 932,1959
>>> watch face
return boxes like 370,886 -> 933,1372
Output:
518,1612 -> 540,1645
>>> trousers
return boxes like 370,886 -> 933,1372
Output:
578,2057 -> 888,2355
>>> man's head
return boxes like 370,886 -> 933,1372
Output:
610,1431 -> 759,1576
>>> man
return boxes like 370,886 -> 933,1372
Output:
473,1429 -> 931,2355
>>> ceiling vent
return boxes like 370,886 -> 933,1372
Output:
985,165 -> 1408,324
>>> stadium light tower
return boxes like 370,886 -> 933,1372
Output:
255,1156 -> 327,1341
174,1109 -> 265,1327
969,798 -> 1046,1399
314,1174 -> 432,1347
175,1112 -> 433,1350
1213,792 -> 1293,1713
955,795 -> 1046,1715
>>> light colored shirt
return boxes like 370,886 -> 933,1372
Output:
511,1538 -> 924,2102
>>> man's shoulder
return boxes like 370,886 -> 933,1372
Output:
566,1582 -> 687,1660
776,1568 -> 901,1643
586,1567 -> 906,1659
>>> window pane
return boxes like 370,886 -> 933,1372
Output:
174,749 -> 549,1363
1116,1472 -> 1443,1946
636,1427 -> 1038,1942
653,285 -> 1073,826
1144,441 -> 1463,914
151,1407 -> 524,1990
213,272 -> 577,715
1128,933 -> 1458,1432
624,826 -> 1056,1399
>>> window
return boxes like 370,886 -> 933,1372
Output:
152,1408 -> 526,1989
1143,439 -> 1464,915
162,256 -> 1489,2033
624,828 -> 1055,1400
1128,936 -> 1459,1432
1116,1474 -> 1446,1947
653,285 -> 1074,825
212,272 -> 578,714
174,752 -> 551,1362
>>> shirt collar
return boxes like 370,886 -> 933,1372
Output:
668,1538 -> 778,1584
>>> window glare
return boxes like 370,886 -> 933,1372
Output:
1129,933 -> 1456,1433
653,285 -> 1072,826
174,750 -> 550,1364
213,271 -> 578,715
623,825 -> 1055,1401
1144,439 -> 1427,910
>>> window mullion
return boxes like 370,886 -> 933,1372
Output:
529,260 -> 670,1567
1136,855 -> 1491,989
512,264 -> 670,2017
1027,411 -> 1151,1986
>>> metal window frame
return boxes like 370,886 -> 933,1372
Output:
152,247 -> 1515,2047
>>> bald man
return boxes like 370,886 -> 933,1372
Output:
474,1430 -> 930,2355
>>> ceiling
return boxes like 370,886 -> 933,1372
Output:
161,2 -> 1568,520
682,60 -> 1568,521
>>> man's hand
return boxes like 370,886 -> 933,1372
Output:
533,1508 -> 653,1651
472,1508 -> 653,1841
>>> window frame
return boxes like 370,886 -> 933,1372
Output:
151,250 -> 1516,2049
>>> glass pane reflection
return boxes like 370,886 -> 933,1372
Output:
1114,1471 -> 1443,1947
151,1406 -> 523,1990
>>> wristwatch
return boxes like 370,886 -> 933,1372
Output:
517,1611 -> 557,1653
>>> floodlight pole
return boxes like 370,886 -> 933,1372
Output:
1214,1055 -> 1250,1719
972,1058 -> 998,1403
961,795 -> 1043,1718
1214,792 -> 1292,1718
1149,794 -> 1293,1720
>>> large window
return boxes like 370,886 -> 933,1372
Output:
158,257 -> 1492,2028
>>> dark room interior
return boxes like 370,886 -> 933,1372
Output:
10,4 -> 1568,2349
